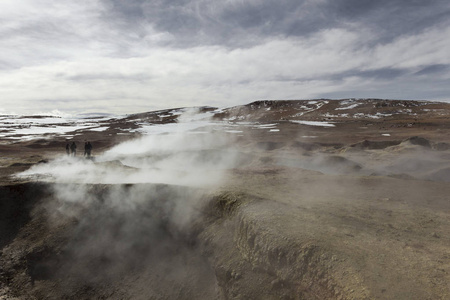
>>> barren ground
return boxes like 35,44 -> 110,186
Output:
1,99 -> 450,299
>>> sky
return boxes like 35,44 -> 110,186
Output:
0,0 -> 449,115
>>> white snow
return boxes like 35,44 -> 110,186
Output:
233,122 -> 254,125
336,103 -> 360,110
340,99 -> 357,105
136,120 -> 218,135
225,130 -> 244,133
322,113 -> 349,118
88,126 -> 109,132
1,117 -> 68,125
226,115 -> 247,121
253,123 -> 278,129
353,112 -> 392,119
290,120 -> 335,127
0,114 -> 115,140
6,125 -> 96,136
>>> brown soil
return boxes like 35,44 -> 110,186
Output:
1,99 -> 450,299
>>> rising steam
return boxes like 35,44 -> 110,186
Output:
19,113 -> 238,187
15,111 -> 237,298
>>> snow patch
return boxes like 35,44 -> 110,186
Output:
336,103 -> 360,110
225,130 -> 244,133
290,120 -> 335,127
88,126 -> 109,132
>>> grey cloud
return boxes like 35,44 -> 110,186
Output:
99,0 -> 450,47
0,60 -> 15,70
64,73 -> 152,82
318,88 -> 450,101
274,67 -> 409,84
0,4 -> 104,68
100,0 -> 325,46
0,22 -> 73,68
1,0 -> 449,115
415,64 -> 450,76
318,72 -> 450,101
331,0 -> 450,44
348,68 -> 408,80
2,0 -> 448,55
99,0 -> 199,45
4,0 -> 446,62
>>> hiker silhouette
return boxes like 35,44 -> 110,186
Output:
85,141 -> 93,157
70,142 -> 77,156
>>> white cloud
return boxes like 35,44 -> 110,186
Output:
369,24 -> 450,70
0,31 -> 359,113
0,1 -> 449,114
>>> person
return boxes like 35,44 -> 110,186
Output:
84,142 -> 88,157
70,141 -> 77,156
86,141 -> 93,157
66,143 -> 70,155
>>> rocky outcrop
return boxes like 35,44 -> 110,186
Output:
350,140 -> 402,150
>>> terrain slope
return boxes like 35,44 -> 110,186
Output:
1,99 -> 450,299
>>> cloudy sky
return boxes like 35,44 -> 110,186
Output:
1,0 -> 449,115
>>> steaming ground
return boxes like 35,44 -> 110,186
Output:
1,100 -> 450,299
0,182 -> 219,299
18,131 -> 238,187
2,112 -> 237,298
